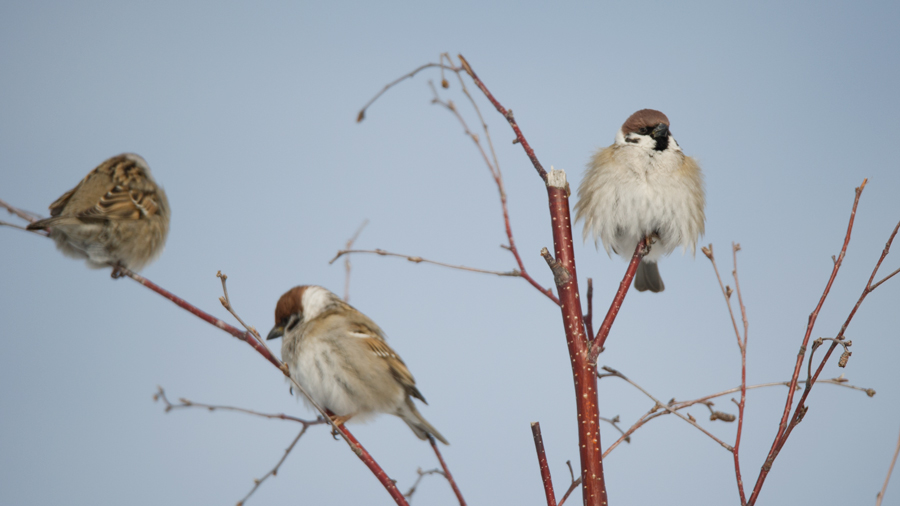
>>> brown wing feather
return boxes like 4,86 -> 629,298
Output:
76,186 -> 158,222
47,185 -> 80,217
355,326 -> 428,404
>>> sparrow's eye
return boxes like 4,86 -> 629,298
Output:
286,315 -> 301,332
638,127 -> 650,135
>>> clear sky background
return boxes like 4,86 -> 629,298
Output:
2,2 -> 899,505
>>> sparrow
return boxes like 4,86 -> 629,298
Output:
267,285 -> 449,445
27,153 -> 170,272
574,109 -> 705,292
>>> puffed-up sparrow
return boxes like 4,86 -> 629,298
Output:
574,109 -> 705,292
27,153 -> 170,272
267,285 -> 449,444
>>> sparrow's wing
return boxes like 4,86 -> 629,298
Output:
46,184 -> 81,217
348,321 -> 428,404
76,186 -> 160,222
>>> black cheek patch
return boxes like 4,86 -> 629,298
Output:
625,137 -> 639,144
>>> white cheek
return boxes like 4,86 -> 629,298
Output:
300,286 -> 332,320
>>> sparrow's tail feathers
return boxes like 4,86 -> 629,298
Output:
635,261 -> 665,293
25,216 -> 83,231
397,397 -> 449,445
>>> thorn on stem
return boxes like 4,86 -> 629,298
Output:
512,138 -> 520,144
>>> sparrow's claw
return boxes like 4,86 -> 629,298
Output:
110,263 -> 126,279
328,414 -> 353,438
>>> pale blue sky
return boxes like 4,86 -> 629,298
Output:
2,2 -> 899,505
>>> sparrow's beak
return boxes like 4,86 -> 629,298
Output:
267,325 -> 284,340
651,123 -> 669,139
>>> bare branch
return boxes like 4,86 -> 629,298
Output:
342,220 -> 369,302
557,460 -> 582,506
0,197 -> 41,223
590,238 -> 648,361
238,427 -> 308,506
404,468 -> 446,503
154,386 -> 324,425
217,271 -> 273,356
749,180 -> 869,505
877,425 -> 900,506
598,367 -> 733,452
357,62 -> 459,123
429,436 -> 466,506
330,248 -> 520,277
153,387 -> 326,506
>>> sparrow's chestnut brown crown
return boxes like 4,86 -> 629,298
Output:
268,286 -> 308,340
621,109 -> 670,138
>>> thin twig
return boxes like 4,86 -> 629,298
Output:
357,62 -> 459,123
404,468 -> 446,502
599,376 -> 874,459
330,248 -> 520,277
749,180 -> 869,505
153,387 -> 326,506
426,76 -> 559,304
732,243 -> 749,505
154,386 -> 324,425
598,415 -> 630,442
557,460 -> 582,506
217,271 -> 272,355
598,367 -> 733,451
342,220 -> 369,302
877,425 -> 900,506
429,436 -> 466,506
238,427 -> 309,506
0,197 -> 41,223
590,238 -> 647,361
0,220 -> 36,232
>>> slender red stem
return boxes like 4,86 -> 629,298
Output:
590,239 -> 645,359
430,438 -> 466,506
731,245 -> 748,505
458,55 -> 547,182
532,422 -> 558,506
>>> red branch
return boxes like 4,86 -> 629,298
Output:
460,53 -> 608,506
531,422 -> 558,506
590,239 -> 646,359
430,437 -> 466,506
731,244 -> 749,505
119,269 -> 410,506
747,180 -> 867,505
457,55 -> 547,183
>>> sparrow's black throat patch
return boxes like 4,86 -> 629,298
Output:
653,135 -> 669,152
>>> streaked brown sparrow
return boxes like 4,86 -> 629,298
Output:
574,109 -> 705,292
267,285 -> 449,444
27,153 -> 170,272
